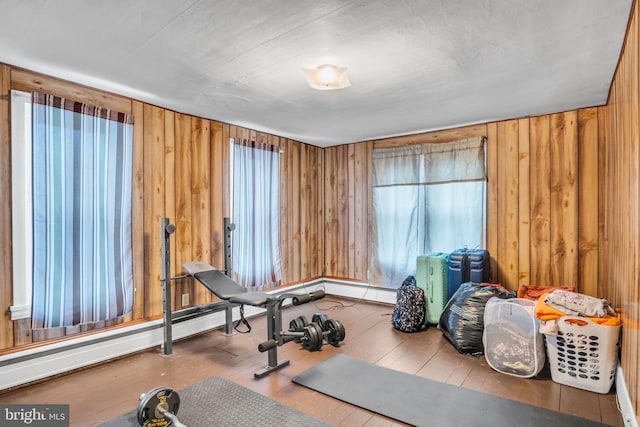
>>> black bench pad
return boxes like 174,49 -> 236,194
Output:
193,269 -> 247,300
185,264 -> 269,307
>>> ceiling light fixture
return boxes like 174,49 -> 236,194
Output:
304,64 -> 351,90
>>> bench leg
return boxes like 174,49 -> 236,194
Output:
254,358 -> 290,379
254,300 -> 289,378
222,306 -> 234,336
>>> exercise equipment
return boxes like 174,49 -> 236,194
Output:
287,313 -> 346,348
289,316 -> 308,342
312,312 -> 330,328
160,217 -> 346,378
137,386 -> 185,427
261,321 -> 324,352
325,318 -> 346,347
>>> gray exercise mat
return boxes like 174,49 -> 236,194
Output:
97,375 -> 331,427
292,354 -> 613,427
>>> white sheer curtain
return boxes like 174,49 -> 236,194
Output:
371,136 -> 487,288
231,139 -> 282,290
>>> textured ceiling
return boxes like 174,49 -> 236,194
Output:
0,0 -> 632,147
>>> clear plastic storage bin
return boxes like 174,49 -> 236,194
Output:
544,316 -> 620,394
483,297 -> 545,378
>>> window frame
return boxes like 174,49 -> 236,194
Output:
9,90 -> 136,330
371,137 -> 488,287
9,90 -> 33,320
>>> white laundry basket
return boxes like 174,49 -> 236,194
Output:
483,297 -> 545,378
544,316 -> 620,394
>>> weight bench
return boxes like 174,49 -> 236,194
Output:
160,217 -> 341,379
182,261 -> 325,378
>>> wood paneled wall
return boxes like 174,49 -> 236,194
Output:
0,65 -> 324,350
324,143 -> 372,280
324,113 -> 600,296
600,0 -> 640,420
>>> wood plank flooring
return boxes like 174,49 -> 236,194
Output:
0,296 -> 624,426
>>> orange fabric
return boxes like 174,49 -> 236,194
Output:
480,282 -> 507,291
534,292 -> 621,326
517,284 -> 574,301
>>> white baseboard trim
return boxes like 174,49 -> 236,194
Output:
320,278 -> 397,305
617,366 -> 638,427
0,279 -> 391,391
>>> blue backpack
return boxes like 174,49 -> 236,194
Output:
391,276 -> 426,332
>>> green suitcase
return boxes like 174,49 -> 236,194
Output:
416,253 -> 449,324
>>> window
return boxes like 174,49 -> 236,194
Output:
371,137 -> 487,288
11,90 -> 134,334
230,139 -> 282,290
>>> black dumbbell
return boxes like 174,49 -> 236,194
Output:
288,315 -> 309,343
325,318 -> 346,347
300,322 -> 324,351
311,313 -> 346,347
311,312 -> 330,329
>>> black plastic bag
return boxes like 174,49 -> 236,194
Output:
438,282 -> 514,355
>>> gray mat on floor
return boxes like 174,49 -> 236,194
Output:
292,354 -> 613,427
97,375 -> 331,427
